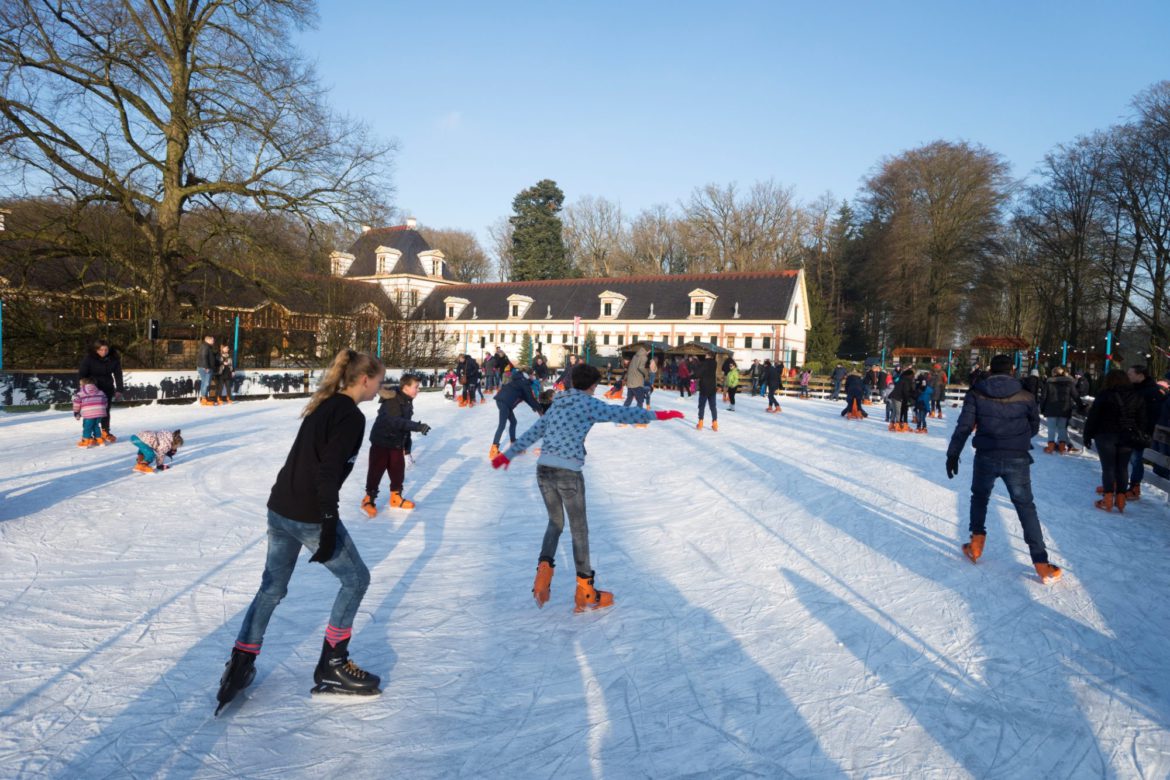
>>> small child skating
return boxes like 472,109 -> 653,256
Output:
216,345 -> 234,404
725,363 -> 740,411
72,378 -> 110,447
130,429 -> 184,473
491,363 -> 683,611
363,374 -> 430,514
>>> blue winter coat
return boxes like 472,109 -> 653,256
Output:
495,370 -> 541,413
947,374 -> 1039,460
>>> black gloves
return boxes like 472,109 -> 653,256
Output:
309,514 -> 338,564
417,422 -> 431,436
946,455 -> 960,479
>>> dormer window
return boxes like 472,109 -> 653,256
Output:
444,296 -> 470,320
418,249 -> 446,279
507,294 -> 534,320
330,251 -> 355,277
598,290 -> 627,319
374,246 -> 402,276
688,288 -> 717,320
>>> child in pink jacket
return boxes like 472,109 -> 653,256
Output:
72,378 -> 110,447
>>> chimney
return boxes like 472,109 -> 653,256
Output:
406,216 -> 417,229
360,225 -> 371,234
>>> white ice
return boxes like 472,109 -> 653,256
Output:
2,388 -> 1169,778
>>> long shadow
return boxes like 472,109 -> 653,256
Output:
43,441 -> 471,778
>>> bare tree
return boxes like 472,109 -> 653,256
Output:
486,216 -> 514,281
627,204 -> 687,275
682,180 -> 803,272
563,195 -> 628,277
0,0 -> 394,324
421,226 -> 491,283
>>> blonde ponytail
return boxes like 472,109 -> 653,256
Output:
302,349 -> 384,417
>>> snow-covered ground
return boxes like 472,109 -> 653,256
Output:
2,386 -> 1169,779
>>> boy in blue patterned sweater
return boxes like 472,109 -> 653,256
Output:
492,363 -> 683,611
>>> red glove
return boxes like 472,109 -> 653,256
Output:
491,453 -> 511,470
655,410 -> 684,421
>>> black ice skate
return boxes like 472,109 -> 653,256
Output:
215,648 -> 256,716
311,638 -> 381,696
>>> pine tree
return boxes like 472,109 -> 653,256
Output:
583,330 -> 598,362
520,333 -> 534,367
510,180 -> 570,281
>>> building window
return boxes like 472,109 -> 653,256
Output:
630,333 -> 638,343
603,334 -> 610,345
447,306 -> 455,318
693,301 -> 704,316
410,290 -> 418,307
762,336 -> 772,349
511,333 -> 517,343
167,340 -> 184,355
744,336 -> 753,349
562,333 -> 569,343
726,336 -> 734,349
710,336 -> 718,346
677,335 -> 684,346
603,302 -> 612,316
617,335 -> 624,346
511,304 -> 519,317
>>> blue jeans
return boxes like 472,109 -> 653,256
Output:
235,510 -> 370,650
624,385 -> 648,408
537,466 -> 591,576
494,401 -> 518,446
1129,447 -> 1146,488
969,453 -> 1049,564
1092,433 -> 1131,494
197,367 -> 212,398
82,418 -> 103,439
830,379 -> 841,400
697,392 -> 718,421
1046,416 -> 1069,443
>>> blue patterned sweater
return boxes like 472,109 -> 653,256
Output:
504,388 -> 656,471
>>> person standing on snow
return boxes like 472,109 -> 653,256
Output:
216,349 -> 386,714
695,352 -> 719,431
946,353 -> 1062,583
78,338 -> 124,442
1041,366 -> 1079,454
623,346 -> 650,410
1082,369 -> 1147,512
196,334 -> 218,406
491,363 -> 683,612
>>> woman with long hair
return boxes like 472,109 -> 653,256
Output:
216,349 -> 385,714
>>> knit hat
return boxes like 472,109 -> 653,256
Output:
989,354 -> 1014,374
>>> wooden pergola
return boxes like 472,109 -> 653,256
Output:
970,336 -> 1030,350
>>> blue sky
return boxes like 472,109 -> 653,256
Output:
300,1 -> 1169,239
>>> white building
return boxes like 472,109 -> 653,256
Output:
333,221 -> 810,367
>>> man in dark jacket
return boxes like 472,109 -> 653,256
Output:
1040,366 -> 1079,453
458,354 -> 480,406
840,372 -> 867,418
1125,365 -> 1166,498
695,353 -> 719,429
946,354 -> 1062,582
830,364 -> 847,400
78,338 -> 124,441
491,368 -> 543,458
196,335 -> 218,405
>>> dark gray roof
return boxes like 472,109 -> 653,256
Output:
413,271 -> 801,322
343,226 -> 457,280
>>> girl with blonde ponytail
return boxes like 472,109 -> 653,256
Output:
216,349 -> 385,713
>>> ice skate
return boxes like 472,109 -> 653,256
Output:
532,559 -> 554,608
711,420 -> 719,432
489,444 -> 500,460
77,438 -> 94,448
360,494 -> 377,518
1044,442 -> 1056,454
1034,562 -> 1062,583
1124,483 -> 1141,501
389,491 -> 415,510
311,638 -> 381,696
962,533 -> 986,564
574,571 -> 614,613
696,420 -> 703,430
1094,493 -> 1114,512
133,461 -> 154,474
215,648 -> 256,716
101,432 -> 117,443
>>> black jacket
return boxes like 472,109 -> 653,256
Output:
495,371 -> 541,414
1131,376 -> 1165,435
696,357 -> 718,395
78,350 -> 124,396
196,341 -> 217,371
889,372 -> 917,404
369,386 -> 423,451
1083,387 -> 1147,447
844,374 -> 865,397
1041,375 -> 1077,418
947,374 -> 1039,460
532,357 -> 549,380
268,393 -> 365,523
460,357 -> 480,385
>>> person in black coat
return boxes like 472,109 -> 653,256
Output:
457,354 -> 480,406
887,369 -> 916,430
1084,369 -> 1148,510
1040,366 -> 1078,453
840,371 -> 868,417
1124,365 -> 1166,497
763,359 -> 783,413
695,353 -> 719,429
946,353 -> 1061,582
363,374 -> 430,514
78,338 -> 124,441
491,367 -> 542,457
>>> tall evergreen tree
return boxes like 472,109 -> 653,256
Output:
509,180 -> 570,280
